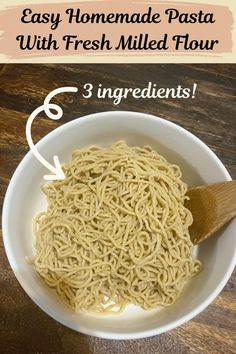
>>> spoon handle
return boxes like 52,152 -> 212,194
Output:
186,180 -> 236,245
203,180 -> 236,217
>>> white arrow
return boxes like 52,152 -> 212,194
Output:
26,86 -> 78,181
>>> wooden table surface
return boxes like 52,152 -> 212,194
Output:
0,64 -> 235,354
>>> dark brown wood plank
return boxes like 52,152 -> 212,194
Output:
0,64 -> 235,354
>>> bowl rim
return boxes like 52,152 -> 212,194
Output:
2,110 -> 235,339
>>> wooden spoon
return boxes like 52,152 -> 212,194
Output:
185,180 -> 236,245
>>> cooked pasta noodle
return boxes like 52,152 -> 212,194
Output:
32,140 -> 201,314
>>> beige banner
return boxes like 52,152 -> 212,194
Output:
0,0 -> 235,63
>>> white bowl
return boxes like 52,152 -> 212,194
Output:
2,111 -> 236,339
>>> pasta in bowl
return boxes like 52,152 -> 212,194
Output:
2,111 -> 236,339
32,140 -> 201,314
